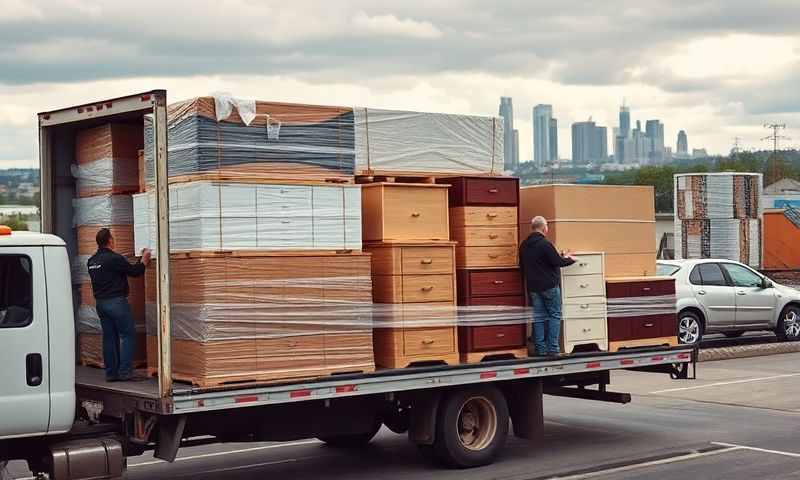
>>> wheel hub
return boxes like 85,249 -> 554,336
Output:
679,316 -> 700,344
785,310 -> 800,338
457,396 -> 497,451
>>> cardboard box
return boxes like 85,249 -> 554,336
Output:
519,184 -> 655,225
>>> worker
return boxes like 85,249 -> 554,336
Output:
519,216 -> 576,357
87,228 -> 151,382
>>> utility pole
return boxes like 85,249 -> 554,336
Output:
762,123 -> 789,152
731,136 -> 742,157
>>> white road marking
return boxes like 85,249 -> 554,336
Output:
648,373 -> 800,394
129,439 -> 322,467
172,458 -> 304,477
711,441 -> 800,458
549,447 -> 741,479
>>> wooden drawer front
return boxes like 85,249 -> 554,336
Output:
402,274 -> 454,303
466,269 -> 522,296
561,254 -> 603,276
630,315 -> 665,339
607,316 -> 631,341
561,274 -> 605,298
456,246 -> 518,268
460,295 -> 525,306
369,185 -> 449,241
401,246 -> 454,275
464,178 -> 519,206
564,318 -> 606,342
627,280 -> 675,297
605,282 -> 630,299
562,298 -> 607,319
451,226 -> 518,247
465,325 -> 526,351
450,207 -> 517,227
403,327 -> 456,356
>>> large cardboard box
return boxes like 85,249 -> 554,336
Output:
519,184 -> 655,225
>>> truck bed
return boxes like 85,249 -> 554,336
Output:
75,345 -> 695,417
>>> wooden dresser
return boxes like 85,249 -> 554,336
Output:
606,276 -> 678,352
559,252 -> 609,353
361,183 -> 450,242
438,176 -> 526,361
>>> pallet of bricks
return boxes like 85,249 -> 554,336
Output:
71,124 -> 147,369
518,184 -> 678,353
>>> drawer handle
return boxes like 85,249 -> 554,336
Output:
579,262 -> 588,267
582,328 -> 592,333
411,212 -> 421,217
486,213 -> 498,218
644,323 -> 655,328
488,254 -> 499,259
488,188 -> 499,194
281,220 -> 291,224
420,258 -> 433,265
488,234 -> 499,239
422,339 -> 435,345
580,304 -> 589,309
493,280 -> 504,285
580,283 -> 589,288
642,287 -> 652,292
421,286 -> 435,292
495,333 -> 506,338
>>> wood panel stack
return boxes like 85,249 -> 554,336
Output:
606,277 -> 678,351
559,253 -> 608,353
436,176 -> 526,362
361,183 -> 460,368
519,184 -> 657,277
72,123 -> 146,369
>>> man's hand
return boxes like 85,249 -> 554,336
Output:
141,248 -> 152,266
563,249 -> 577,261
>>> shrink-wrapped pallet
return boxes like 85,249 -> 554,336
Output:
72,123 -> 143,197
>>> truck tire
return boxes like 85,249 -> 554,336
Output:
431,385 -> 509,468
317,421 -> 381,448
775,305 -> 800,342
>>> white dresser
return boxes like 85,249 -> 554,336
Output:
560,252 -> 608,353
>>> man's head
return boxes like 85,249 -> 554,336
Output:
96,228 -> 115,250
531,216 -> 548,235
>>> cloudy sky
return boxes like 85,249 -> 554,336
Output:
2,0 -> 799,167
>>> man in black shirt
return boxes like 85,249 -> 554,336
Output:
519,216 -> 575,357
87,228 -> 151,381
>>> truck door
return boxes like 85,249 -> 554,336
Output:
0,247 -> 50,439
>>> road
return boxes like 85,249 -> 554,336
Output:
8,352 -> 800,479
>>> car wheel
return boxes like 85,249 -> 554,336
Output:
678,311 -> 703,345
775,305 -> 800,342
723,331 -> 745,338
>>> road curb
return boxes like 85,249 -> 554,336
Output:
699,342 -> 800,362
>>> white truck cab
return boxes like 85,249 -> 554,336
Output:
0,230 -> 75,440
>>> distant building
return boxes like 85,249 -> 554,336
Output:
571,120 -> 608,165
619,105 -> 630,138
549,118 -> 558,162
16,182 -> 39,199
763,178 -> 800,209
645,120 -> 665,163
677,130 -> 688,156
512,130 -> 519,169
533,104 -> 556,166
692,148 -> 709,159
499,97 -> 518,170
614,104 -> 635,163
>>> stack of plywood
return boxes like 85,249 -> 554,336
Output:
436,176 -> 526,362
73,124 -> 142,198
675,173 -> 762,268
519,184 -> 657,277
361,183 -> 460,368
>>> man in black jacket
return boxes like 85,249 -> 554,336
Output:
87,228 -> 151,381
519,216 -> 576,356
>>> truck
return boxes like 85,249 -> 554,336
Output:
0,90 -> 696,479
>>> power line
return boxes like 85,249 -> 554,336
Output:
762,123 -> 790,152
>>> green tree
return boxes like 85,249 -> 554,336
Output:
2,215 -> 28,231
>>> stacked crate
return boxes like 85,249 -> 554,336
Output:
361,183 -> 460,368
436,176 -> 527,362
606,277 -> 678,352
72,123 -> 146,368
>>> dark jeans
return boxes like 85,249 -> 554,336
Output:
96,296 -> 136,380
530,287 -> 562,355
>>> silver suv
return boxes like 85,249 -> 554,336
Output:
657,259 -> 800,344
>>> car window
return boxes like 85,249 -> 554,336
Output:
0,255 -> 33,328
722,263 -> 763,288
657,263 -> 680,276
689,266 -> 702,284
697,263 -> 728,286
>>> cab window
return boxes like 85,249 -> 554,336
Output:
0,255 -> 33,328
721,263 -> 763,288
691,263 -> 728,287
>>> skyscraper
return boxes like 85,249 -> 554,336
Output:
645,120 -> 665,163
619,105 -> 630,138
513,130 -> 519,168
498,97 -> 518,170
572,120 -> 608,165
549,118 -> 558,162
533,104 -> 554,165
677,130 -> 688,156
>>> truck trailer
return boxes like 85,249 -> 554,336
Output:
0,90 -> 696,479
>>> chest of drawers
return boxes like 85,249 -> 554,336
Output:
361,183 -> 450,242
606,276 -> 678,351
559,252 -> 608,353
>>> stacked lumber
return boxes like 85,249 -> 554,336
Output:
436,176 -> 526,362
73,124 -> 142,198
675,173 -> 762,267
519,184 -> 657,277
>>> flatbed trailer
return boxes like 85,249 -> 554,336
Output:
0,90 -> 696,479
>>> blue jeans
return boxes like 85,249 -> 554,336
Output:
530,287 -> 562,355
96,296 -> 136,380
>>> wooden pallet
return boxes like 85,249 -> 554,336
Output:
609,336 -> 679,352
459,348 -> 528,364
356,174 -> 438,184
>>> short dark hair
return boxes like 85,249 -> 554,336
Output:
96,228 -> 112,247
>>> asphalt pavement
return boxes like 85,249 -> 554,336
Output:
8,352 -> 800,479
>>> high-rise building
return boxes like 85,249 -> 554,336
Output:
498,97 -> 518,170
645,119 -> 665,163
619,105 -> 630,138
513,130 -> 519,168
571,120 -> 608,165
549,118 -> 558,162
677,130 -> 688,156
533,104 -> 555,165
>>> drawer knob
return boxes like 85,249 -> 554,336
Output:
580,283 -> 589,288
421,286 -> 435,292
580,304 -> 589,309
488,188 -> 499,194
493,280 -> 504,285
582,328 -> 592,333
488,234 -> 499,239
281,220 -> 291,224
420,258 -> 433,265
486,213 -> 498,218
495,333 -> 506,338
422,339 -> 435,345
411,212 -> 421,217
642,287 -> 652,292
579,262 -> 588,267
644,323 -> 655,328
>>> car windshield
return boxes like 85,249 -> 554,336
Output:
656,263 -> 681,276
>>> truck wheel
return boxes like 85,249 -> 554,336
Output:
317,421 -> 381,448
432,385 -> 509,468
775,305 -> 800,342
